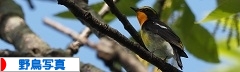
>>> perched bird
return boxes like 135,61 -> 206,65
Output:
130,6 -> 188,69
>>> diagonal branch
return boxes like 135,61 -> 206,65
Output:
63,0 -> 118,56
46,0 -> 146,71
57,0 -> 181,72
103,0 -> 146,49
43,17 -> 80,40
43,17 -> 89,56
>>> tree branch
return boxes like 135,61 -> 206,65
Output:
93,37 -> 147,72
57,0 -> 181,72
0,49 -> 34,57
43,17 -> 89,56
26,0 -> 34,9
0,0 -> 51,56
0,0 -> 74,57
103,0 -> 146,49
46,0 -> 146,71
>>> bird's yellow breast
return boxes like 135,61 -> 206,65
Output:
140,30 -> 174,59
141,30 -> 151,46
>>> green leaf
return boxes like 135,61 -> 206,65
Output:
55,11 -> 75,19
173,2 -> 219,63
90,2 -> 115,23
153,0 -> 184,22
218,39 -> 240,60
179,23 -> 219,63
218,16 -> 240,32
103,13 -> 115,23
90,0 -> 139,23
216,0 -> 225,5
210,39 -> 240,72
90,2 -> 104,12
201,0 -> 240,22
116,0 -> 139,16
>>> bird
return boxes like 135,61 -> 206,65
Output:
130,6 -> 188,69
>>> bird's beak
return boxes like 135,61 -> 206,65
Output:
130,7 -> 138,12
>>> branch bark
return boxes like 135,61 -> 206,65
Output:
0,0 -> 73,57
103,0 -> 146,49
69,0 -> 147,72
0,0 -> 51,56
0,0 -> 103,71
45,0 -> 147,71
57,0 -> 181,72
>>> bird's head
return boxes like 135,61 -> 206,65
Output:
131,6 -> 159,26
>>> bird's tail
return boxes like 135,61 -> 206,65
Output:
172,48 -> 183,70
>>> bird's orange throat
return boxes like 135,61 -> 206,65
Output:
137,12 -> 148,26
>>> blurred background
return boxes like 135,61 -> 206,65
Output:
0,0 -> 239,72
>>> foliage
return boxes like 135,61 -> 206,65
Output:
201,0 -> 240,22
201,0 -> 240,49
55,0 -> 138,23
210,38 -> 240,72
154,0 -> 219,63
200,0 -> 240,71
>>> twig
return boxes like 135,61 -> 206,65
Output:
26,0 -> 34,9
43,17 -> 80,40
98,0 -> 117,17
96,0 -> 147,71
103,0 -> 147,49
65,0 -> 118,51
43,17 -> 89,56
67,27 -> 92,55
78,0 -> 146,71
57,0 -> 181,71
89,37 -> 147,72
66,0 -> 117,56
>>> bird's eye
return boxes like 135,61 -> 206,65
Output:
144,9 -> 148,11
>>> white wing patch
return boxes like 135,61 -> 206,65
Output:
154,22 -> 167,29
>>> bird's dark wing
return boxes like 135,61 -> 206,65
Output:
143,20 -> 188,58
